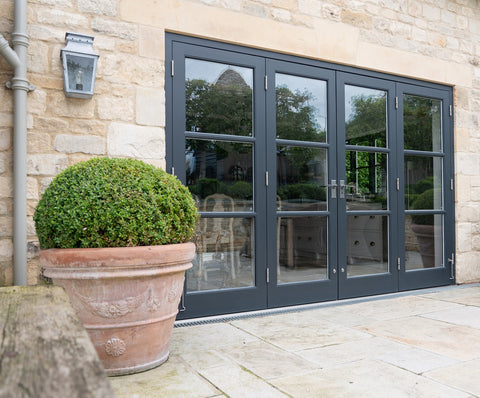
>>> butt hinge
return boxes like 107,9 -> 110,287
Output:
266,267 -> 270,283
265,171 -> 269,187
395,97 -> 398,109
171,60 -> 174,77
171,166 -> 175,176
396,178 -> 400,191
450,178 -> 454,191
449,104 -> 453,117
264,75 -> 268,91
397,257 -> 401,271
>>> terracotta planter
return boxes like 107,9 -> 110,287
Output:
411,224 -> 440,268
39,242 -> 195,376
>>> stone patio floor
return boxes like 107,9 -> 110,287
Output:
110,284 -> 480,397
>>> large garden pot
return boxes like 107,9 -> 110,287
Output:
39,242 -> 195,376
410,224 -> 439,268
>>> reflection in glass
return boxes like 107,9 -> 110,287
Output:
186,139 -> 253,211
346,151 -> 387,210
277,146 -> 327,211
405,214 -> 443,270
345,85 -> 387,147
188,217 -> 254,291
185,58 -> 253,136
276,74 -> 327,142
405,156 -> 442,210
404,95 -> 442,152
277,216 -> 328,283
347,215 -> 388,277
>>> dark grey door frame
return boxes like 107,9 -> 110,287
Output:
166,33 -> 455,319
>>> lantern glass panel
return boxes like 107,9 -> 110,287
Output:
65,53 -> 95,93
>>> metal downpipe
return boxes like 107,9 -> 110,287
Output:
0,0 -> 30,285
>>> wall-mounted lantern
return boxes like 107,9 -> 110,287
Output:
61,32 -> 99,99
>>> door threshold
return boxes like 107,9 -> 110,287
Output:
174,283 -> 475,327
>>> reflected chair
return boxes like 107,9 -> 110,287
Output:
195,193 -> 236,284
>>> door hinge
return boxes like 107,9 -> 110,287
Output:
397,257 -> 401,271
264,75 -> 268,91
266,267 -> 270,283
395,97 -> 398,109
448,253 -> 455,280
396,177 -> 400,191
171,60 -> 174,77
449,104 -> 453,117
450,178 -> 454,191
171,166 -> 175,176
265,171 -> 269,186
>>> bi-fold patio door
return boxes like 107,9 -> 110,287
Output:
166,35 -> 454,320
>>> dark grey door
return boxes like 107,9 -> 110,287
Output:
166,34 -> 455,319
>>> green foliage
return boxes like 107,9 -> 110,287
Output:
278,183 -> 326,201
411,188 -> 435,225
188,179 -> 252,200
34,157 -> 199,249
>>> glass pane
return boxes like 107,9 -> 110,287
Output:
186,139 -> 253,211
405,156 -> 442,210
188,217 -> 254,291
405,214 -> 443,270
277,216 -> 328,283
345,85 -> 387,147
404,95 -> 442,152
185,58 -> 253,136
277,146 -> 327,211
347,215 -> 388,277
275,74 -> 327,142
346,151 -> 387,210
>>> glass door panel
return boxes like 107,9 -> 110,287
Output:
267,60 -> 336,307
398,84 -> 453,291
338,74 -> 397,299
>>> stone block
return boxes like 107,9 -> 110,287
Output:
0,112 -> 13,128
78,0 -> 117,16
27,177 -> 39,201
40,177 -> 54,194
0,177 -> 13,198
0,239 -> 13,261
139,26 -> 165,59
28,43 -> 50,74
36,8 -> 88,28
47,93 -> 95,119
27,25 -> 64,43
97,95 -> 134,121
91,17 -> 137,40
0,217 -> 12,237
27,154 -> 69,176
272,8 -> 291,23
455,252 -> 480,283
107,122 -> 165,159
298,0 -> 322,16
322,4 -> 341,21
69,119 -> 107,135
34,117 -> 69,134
0,128 -> 11,151
456,223 -> 472,252
53,134 -> 105,155
28,89 -> 47,116
423,4 -> 441,21
341,9 -> 373,29
136,86 -> 165,126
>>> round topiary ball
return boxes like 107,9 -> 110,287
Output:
34,157 -> 198,249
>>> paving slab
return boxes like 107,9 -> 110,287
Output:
425,359 -> 480,397
232,316 -> 371,351
296,336 -> 407,368
110,355 -> 221,398
218,340 -> 319,380
420,285 -> 480,306
270,359 -> 472,398
199,363 -> 290,398
378,346 -> 459,374
359,316 -> 480,361
421,305 -> 480,329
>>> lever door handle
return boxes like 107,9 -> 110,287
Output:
339,180 -> 346,199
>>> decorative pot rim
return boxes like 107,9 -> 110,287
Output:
39,242 -> 196,270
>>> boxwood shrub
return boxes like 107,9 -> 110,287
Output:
34,157 -> 198,249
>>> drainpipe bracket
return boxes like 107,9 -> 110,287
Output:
6,80 -> 35,92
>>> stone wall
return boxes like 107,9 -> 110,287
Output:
1,0 -> 480,285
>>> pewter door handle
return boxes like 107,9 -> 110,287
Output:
339,180 -> 346,199
330,179 -> 337,199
